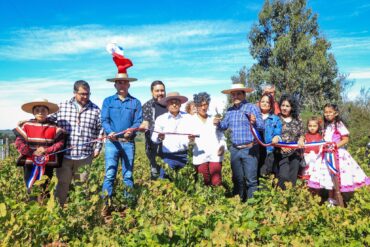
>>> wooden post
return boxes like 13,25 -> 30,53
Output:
0,139 -> 3,160
5,138 -> 9,158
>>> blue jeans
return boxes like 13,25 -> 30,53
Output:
159,151 -> 188,179
102,140 -> 135,197
230,145 -> 259,201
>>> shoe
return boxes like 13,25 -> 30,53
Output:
327,198 -> 338,207
101,205 -> 111,217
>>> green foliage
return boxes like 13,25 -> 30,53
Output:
247,0 -> 352,111
1,143 -> 370,246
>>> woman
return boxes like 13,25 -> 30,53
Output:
190,92 -> 226,186
257,93 -> 282,177
276,94 -> 305,190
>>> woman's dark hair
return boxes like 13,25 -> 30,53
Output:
150,80 -> 165,92
323,103 -> 342,129
193,92 -> 211,106
260,93 -> 275,115
279,93 -> 300,119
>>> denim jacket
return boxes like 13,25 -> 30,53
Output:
264,114 -> 282,153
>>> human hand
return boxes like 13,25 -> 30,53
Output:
158,133 -> 165,141
108,132 -> 117,141
298,137 -> 305,148
218,145 -> 225,156
213,117 -> 221,125
271,136 -> 279,144
249,114 -> 256,124
123,130 -> 132,138
93,150 -> 100,159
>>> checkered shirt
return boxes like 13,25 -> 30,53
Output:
49,98 -> 103,157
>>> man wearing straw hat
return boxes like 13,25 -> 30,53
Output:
151,92 -> 195,179
101,49 -> 142,215
214,83 -> 264,202
49,80 -> 103,207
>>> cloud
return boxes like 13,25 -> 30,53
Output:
348,71 -> 370,79
0,21 -> 251,60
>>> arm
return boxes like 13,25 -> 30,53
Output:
101,98 -> 113,135
217,112 -> 229,131
272,116 -> 282,143
94,111 -> 104,157
151,117 -> 164,144
14,136 -> 33,156
251,105 -> 264,131
45,129 -> 66,154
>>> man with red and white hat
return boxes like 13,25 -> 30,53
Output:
101,45 -> 142,215
214,83 -> 264,202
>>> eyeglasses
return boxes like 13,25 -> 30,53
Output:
76,92 -> 91,97
168,100 -> 180,106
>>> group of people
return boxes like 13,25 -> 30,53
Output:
13,53 -> 369,213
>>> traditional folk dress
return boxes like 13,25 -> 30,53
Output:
14,119 -> 65,189
307,121 -> 370,192
302,133 -> 323,180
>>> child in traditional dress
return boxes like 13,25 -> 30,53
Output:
307,103 -> 369,206
301,116 -> 323,180
13,99 -> 65,199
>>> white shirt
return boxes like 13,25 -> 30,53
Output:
151,112 -> 194,153
190,114 -> 227,165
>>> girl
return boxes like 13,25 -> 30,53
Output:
276,94 -> 305,190
302,116 -> 323,180
14,99 -> 65,199
308,103 -> 369,205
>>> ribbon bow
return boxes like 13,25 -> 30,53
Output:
26,155 -> 49,189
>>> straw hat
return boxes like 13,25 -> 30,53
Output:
21,99 -> 59,114
106,73 -> 138,82
221,83 -> 254,94
158,92 -> 188,106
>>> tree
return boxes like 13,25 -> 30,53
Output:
248,0 -> 351,111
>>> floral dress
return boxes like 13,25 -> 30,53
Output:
307,121 -> 370,192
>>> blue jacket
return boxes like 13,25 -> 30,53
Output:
263,114 -> 282,153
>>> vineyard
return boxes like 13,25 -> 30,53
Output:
1,142 -> 370,246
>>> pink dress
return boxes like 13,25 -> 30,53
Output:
307,121 -> 370,192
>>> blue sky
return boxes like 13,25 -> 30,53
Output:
0,0 -> 369,129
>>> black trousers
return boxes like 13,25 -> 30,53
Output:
145,133 -> 162,179
23,165 -> 54,192
275,152 -> 301,190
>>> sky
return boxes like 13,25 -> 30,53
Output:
0,0 -> 369,129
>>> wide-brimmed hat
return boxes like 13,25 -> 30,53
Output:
221,83 -> 254,94
21,99 -> 59,114
158,92 -> 188,106
106,43 -> 137,82
106,73 -> 138,82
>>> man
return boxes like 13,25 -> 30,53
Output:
51,80 -> 103,206
262,84 -> 280,115
101,71 -> 142,208
151,92 -> 194,178
140,80 -> 167,180
214,83 -> 264,201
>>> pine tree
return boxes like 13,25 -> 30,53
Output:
248,0 -> 350,111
